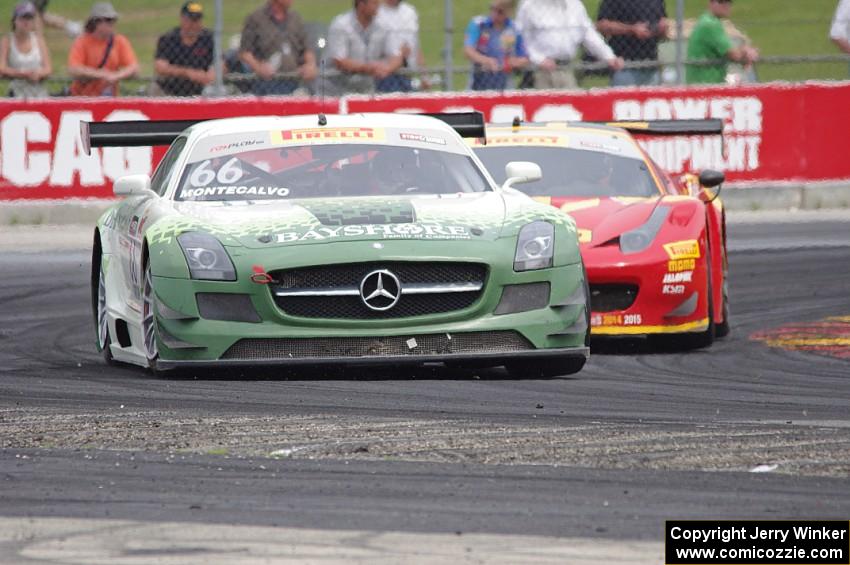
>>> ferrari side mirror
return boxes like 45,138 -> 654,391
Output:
698,169 -> 724,202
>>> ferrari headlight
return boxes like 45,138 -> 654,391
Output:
619,206 -> 670,255
177,232 -> 236,281
514,221 -> 554,271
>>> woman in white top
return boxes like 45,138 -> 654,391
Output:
0,1 -> 52,98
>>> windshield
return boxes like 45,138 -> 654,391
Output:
474,146 -> 661,198
175,143 -> 491,202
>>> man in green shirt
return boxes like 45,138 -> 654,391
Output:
686,0 -> 758,84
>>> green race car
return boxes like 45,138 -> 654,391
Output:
87,112 -> 589,377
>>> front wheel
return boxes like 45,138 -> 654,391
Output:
93,252 -> 115,365
142,262 -> 160,372
506,356 -> 586,379
715,278 -> 731,338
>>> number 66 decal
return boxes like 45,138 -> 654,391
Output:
189,158 -> 244,187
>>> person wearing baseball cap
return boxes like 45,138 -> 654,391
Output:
67,1 -> 138,95
153,1 -> 215,95
0,1 -> 52,97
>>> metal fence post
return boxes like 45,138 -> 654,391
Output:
212,0 -> 225,96
675,0 -> 685,85
444,0 -> 454,91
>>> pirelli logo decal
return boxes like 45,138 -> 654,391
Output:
472,135 -> 563,146
664,240 -> 701,260
272,127 -> 385,144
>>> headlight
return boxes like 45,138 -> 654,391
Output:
514,221 -> 554,271
619,206 -> 670,255
177,232 -> 237,281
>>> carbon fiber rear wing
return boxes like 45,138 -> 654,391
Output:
80,119 -> 199,154
596,119 -> 724,136
80,111 -> 486,155
423,111 -> 486,139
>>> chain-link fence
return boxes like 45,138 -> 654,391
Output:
0,0 -> 848,97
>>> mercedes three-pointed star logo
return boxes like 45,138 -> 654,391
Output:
360,269 -> 402,311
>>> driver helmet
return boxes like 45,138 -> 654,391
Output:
580,151 -> 615,183
370,148 -> 420,194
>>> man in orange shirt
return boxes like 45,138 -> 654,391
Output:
67,2 -> 138,96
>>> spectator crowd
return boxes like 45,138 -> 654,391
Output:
0,0 -> 847,97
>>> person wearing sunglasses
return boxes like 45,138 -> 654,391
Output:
67,2 -> 138,96
686,0 -> 758,84
463,0 -> 529,90
153,2 -> 214,96
0,1 -> 51,97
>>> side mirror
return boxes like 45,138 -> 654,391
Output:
503,161 -> 542,190
114,174 -> 152,197
698,169 -> 724,202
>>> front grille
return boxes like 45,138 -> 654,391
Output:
590,284 -> 638,312
271,262 -> 487,319
221,331 -> 532,360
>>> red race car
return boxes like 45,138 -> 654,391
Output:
469,119 -> 729,348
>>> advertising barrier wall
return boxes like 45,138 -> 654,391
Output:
1,82 -> 849,200
346,82 -> 850,186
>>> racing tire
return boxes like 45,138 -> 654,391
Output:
142,261 -> 161,373
581,261 -> 591,347
92,242 -> 115,366
715,279 -> 731,338
506,356 -> 586,379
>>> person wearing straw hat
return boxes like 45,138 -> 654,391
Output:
67,1 -> 138,96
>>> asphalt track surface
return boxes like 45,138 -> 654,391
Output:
1,212 -> 849,563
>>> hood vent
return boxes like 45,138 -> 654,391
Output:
303,202 -> 415,226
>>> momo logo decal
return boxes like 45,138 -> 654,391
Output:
360,270 -> 401,311
668,259 -> 696,272
664,240 -> 700,260
272,128 -> 384,144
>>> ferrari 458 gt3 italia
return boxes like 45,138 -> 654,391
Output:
470,119 -> 728,348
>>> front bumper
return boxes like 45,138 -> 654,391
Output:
156,345 -> 589,370
150,251 -> 589,365
585,244 -> 709,337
